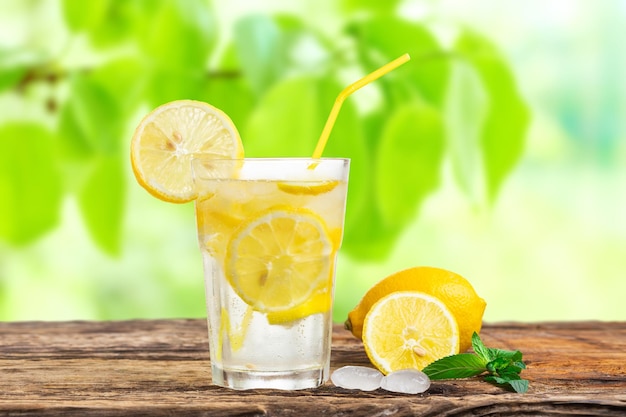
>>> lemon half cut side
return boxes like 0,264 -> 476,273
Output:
362,291 -> 460,374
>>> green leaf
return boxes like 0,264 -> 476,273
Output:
485,374 -> 529,393
362,111 -> 385,152
486,357 -> 511,373
0,66 -> 24,93
375,102 -> 445,228
90,58 -> 146,114
244,76 -> 319,157
234,15 -> 283,96
273,14 -> 306,32
274,15 -> 333,71
471,331 -> 491,361
233,14 -> 323,97
137,0 -> 215,71
146,67 -> 208,109
58,73 -> 123,159
341,0 -> 403,14
445,61 -> 488,205
429,332 -> 528,393
423,353 -> 487,380
498,365 -> 524,378
348,17 -> 451,107
204,76 -> 255,131
77,155 -> 125,255
338,110 -> 401,260
202,44 -> 255,129
487,347 -> 523,363
508,379 -> 530,394
87,1 -> 144,48
58,102 -> 90,160
0,123 -> 62,245
455,29 -> 531,201
340,190 -> 400,260
61,0 -> 109,32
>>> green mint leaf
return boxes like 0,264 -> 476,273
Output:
508,379 -> 530,394
426,332 -> 529,393
498,366 -> 523,379
471,332 -> 492,361
509,351 -> 523,363
486,356 -> 510,373
422,353 -> 487,380
488,348 -> 523,362
485,375 -> 529,394
484,375 -> 507,384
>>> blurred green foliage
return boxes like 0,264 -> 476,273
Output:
0,0 -> 555,326
0,0 -> 529,261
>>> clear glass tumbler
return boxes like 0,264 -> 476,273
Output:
192,158 -> 350,390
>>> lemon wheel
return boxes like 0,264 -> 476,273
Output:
225,207 -> 334,314
362,291 -> 460,374
130,100 -> 244,203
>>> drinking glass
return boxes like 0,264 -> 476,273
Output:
192,158 -> 350,390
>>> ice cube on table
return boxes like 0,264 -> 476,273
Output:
331,366 -> 383,391
380,369 -> 431,394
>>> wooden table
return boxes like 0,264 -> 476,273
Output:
1,319 -> 624,416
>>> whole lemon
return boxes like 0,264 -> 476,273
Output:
345,266 -> 486,352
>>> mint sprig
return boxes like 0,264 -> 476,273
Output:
422,332 -> 529,393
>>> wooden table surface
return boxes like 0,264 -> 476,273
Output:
1,319 -> 625,416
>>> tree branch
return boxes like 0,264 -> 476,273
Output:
14,67 -> 242,93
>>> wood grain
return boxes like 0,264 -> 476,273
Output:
1,320 -> 625,416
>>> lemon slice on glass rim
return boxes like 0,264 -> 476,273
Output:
225,206 -> 335,314
130,99 -> 244,203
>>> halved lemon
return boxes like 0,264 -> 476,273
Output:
346,266 -> 485,352
225,206 -> 334,314
130,100 -> 244,203
362,291 -> 460,374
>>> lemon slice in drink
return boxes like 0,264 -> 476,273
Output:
265,236 -> 339,325
266,290 -> 332,325
362,291 -> 460,374
277,180 -> 339,196
226,207 -> 334,314
130,100 -> 244,203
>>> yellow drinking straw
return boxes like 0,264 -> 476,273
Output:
311,53 -> 411,159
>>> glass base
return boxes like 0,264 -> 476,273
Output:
211,364 -> 326,390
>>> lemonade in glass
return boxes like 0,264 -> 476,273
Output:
130,55 -> 409,391
192,158 -> 349,390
